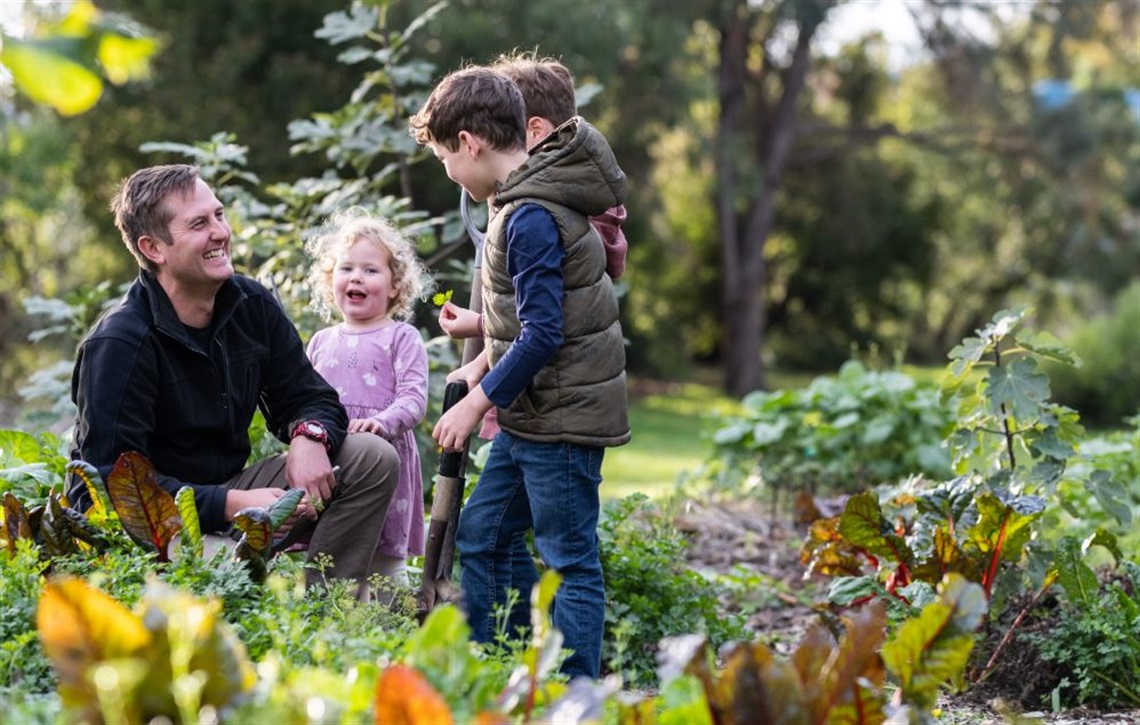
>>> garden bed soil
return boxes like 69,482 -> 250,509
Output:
671,496 -> 1140,725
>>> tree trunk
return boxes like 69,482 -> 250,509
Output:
716,2 -> 754,396
715,0 -> 829,396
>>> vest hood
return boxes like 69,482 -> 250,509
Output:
493,117 -> 627,217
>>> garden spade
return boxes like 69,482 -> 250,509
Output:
418,380 -> 470,620
417,191 -> 487,622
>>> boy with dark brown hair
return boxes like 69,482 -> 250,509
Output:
438,53 -> 627,346
411,65 -> 628,680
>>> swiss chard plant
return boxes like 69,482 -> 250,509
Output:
800,308 -> 1132,685
639,574 -> 986,725
3,449 -> 303,581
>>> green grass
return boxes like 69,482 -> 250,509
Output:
601,382 -> 741,501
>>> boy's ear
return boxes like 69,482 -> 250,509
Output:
526,117 -> 555,144
457,130 -> 482,157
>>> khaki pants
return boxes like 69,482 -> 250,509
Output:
225,433 -> 398,594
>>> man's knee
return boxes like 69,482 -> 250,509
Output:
334,433 -> 399,488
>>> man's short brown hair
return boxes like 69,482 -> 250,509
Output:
490,52 -> 576,126
409,66 -> 526,152
110,164 -> 200,271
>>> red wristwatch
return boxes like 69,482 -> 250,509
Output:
291,420 -> 330,451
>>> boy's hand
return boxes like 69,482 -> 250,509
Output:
447,350 -> 490,391
432,385 -> 492,451
438,301 -> 481,339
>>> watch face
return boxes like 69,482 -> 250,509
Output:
294,421 -> 328,441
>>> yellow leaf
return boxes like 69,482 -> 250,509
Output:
0,40 -> 103,116
97,33 -> 159,85
55,0 -> 101,36
37,578 -> 150,707
140,584 -> 258,707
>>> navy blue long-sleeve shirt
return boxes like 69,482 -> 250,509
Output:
480,203 -> 565,408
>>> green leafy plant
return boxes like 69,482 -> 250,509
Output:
803,484 -> 1046,604
432,289 -> 454,307
708,360 -> 954,499
939,306 -> 1132,590
0,429 -> 72,504
1027,555 -> 1140,708
1056,418 -> 1140,556
799,308 -> 1132,699
599,494 -> 746,688
0,540 -> 54,697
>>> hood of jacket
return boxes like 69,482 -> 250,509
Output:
492,117 -> 626,217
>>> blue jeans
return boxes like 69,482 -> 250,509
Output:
507,531 -> 539,637
456,431 -> 605,679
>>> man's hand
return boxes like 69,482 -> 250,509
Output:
348,418 -> 386,435
433,385 -> 492,451
439,301 -> 481,339
286,435 -> 336,508
224,488 -> 319,533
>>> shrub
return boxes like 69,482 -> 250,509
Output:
708,360 -> 954,497
1046,281 -> 1140,428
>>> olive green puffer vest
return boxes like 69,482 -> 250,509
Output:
482,118 -> 630,447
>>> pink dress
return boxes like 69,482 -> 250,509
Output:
307,322 -> 428,558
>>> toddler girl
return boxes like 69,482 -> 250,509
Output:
306,210 -> 431,588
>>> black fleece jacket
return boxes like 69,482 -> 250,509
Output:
67,271 -> 348,533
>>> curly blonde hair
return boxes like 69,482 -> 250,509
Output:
306,208 -> 431,322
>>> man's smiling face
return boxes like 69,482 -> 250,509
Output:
147,178 -> 234,293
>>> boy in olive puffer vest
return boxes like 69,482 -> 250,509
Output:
411,65 -> 629,680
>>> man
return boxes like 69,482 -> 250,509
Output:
67,164 -> 398,596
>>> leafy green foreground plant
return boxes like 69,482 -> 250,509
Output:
598,494 -> 745,688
